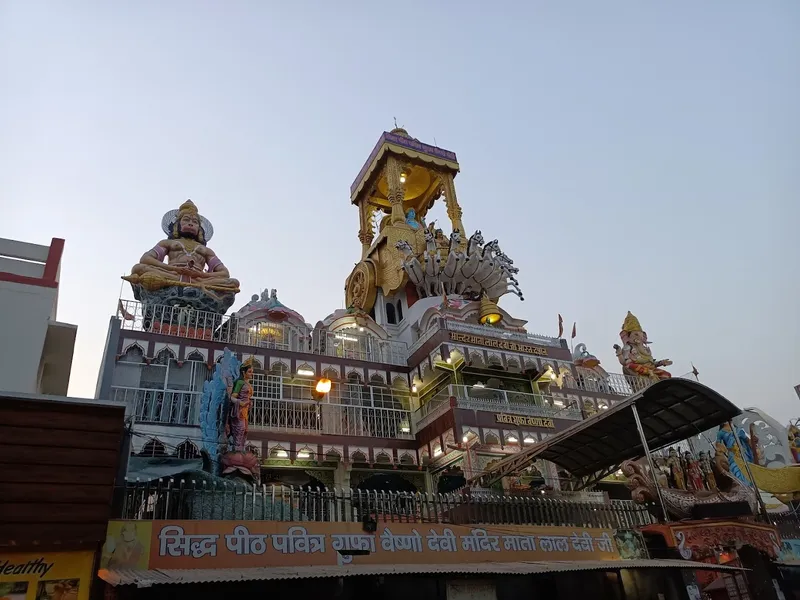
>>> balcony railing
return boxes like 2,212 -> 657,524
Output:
115,480 -> 655,529
118,299 -> 408,366
450,384 -> 583,421
112,386 -> 201,426
114,378 -> 414,440
571,368 -> 652,397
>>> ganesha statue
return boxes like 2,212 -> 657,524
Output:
613,311 -> 672,381
123,200 -> 240,314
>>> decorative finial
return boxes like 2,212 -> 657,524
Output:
393,116 -> 398,128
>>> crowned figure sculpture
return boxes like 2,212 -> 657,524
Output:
614,311 -> 672,381
123,200 -> 240,314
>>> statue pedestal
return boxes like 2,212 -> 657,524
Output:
132,283 -> 237,315
220,450 -> 260,482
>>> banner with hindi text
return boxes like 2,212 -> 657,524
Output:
101,520 -> 621,571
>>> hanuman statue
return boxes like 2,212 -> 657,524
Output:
123,200 -> 240,313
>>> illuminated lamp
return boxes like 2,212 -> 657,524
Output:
311,378 -> 332,401
399,170 -> 408,184
479,296 -> 502,325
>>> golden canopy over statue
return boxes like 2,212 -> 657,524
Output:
123,200 -> 240,314
613,311 -> 672,381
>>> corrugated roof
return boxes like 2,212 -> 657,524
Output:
475,379 -> 741,485
100,559 -> 746,587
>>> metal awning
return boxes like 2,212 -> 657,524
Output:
100,559 -> 746,586
474,378 -> 741,485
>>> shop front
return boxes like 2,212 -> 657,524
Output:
0,551 -> 95,600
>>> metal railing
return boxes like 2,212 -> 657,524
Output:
450,384 -> 583,421
118,299 -> 408,366
112,387 -> 201,425
114,377 -> 414,440
115,480 -> 655,528
571,368 -> 652,397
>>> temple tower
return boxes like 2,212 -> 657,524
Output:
345,128 -> 463,323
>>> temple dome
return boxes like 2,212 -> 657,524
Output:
235,289 -> 307,327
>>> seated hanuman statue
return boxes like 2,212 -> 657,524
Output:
123,200 -> 240,314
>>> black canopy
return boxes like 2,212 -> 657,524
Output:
476,378 -> 741,484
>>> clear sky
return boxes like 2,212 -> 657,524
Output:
2,2 -> 798,422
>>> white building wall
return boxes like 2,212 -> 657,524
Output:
0,280 -> 56,394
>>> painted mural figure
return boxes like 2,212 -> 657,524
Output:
229,363 -> 254,452
614,312 -> 672,381
123,200 -> 240,313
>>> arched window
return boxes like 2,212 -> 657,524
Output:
175,440 -> 200,459
139,438 -> 168,457
396,300 -> 403,322
140,348 -> 174,390
385,302 -> 397,325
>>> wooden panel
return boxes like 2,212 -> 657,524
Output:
0,403 -> 125,433
0,444 -> 120,468
0,503 -> 107,523
0,463 -> 117,485
0,425 -> 122,450
0,522 -> 109,546
1,482 -> 113,504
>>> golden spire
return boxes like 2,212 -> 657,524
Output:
622,311 -> 643,333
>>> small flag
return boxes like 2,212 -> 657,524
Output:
571,322 -> 577,339
118,300 -> 135,321
558,314 -> 564,338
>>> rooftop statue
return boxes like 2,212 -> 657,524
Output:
396,227 -> 524,302
613,311 -> 672,381
123,200 -> 240,314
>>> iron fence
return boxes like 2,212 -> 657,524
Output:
115,480 -> 655,529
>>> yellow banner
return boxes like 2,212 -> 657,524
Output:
0,551 -> 93,600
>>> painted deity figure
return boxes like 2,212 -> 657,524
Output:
789,424 -> 800,464
228,363 -> 254,452
716,423 -> 752,483
666,447 -> 686,489
698,451 -> 717,491
405,208 -> 422,230
614,311 -> 672,381
124,200 -> 240,313
684,451 -> 705,491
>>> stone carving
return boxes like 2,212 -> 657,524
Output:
397,227 -> 524,301
123,200 -> 240,314
622,456 -> 757,520
613,312 -> 672,380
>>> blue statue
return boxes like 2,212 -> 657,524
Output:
199,348 -> 241,474
716,422 -> 754,484
405,208 -> 421,230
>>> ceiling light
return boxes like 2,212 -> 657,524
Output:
297,368 -> 315,377
275,450 -> 288,458
507,436 -> 518,443
297,451 -> 311,459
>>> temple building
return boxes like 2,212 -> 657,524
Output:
90,129 -> 796,599
95,129 -> 669,495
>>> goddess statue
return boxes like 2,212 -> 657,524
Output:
614,311 -> 672,381
228,363 -> 254,452
123,200 -> 240,314
684,452 -> 705,491
716,423 -> 752,483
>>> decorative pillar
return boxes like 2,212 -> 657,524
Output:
334,461 -> 351,489
440,172 -> 466,245
386,156 -> 406,225
358,202 -> 374,258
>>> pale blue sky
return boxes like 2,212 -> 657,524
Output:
2,2 -> 798,422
